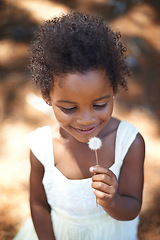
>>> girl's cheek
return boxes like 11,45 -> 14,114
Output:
100,104 -> 113,119
53,108 -> 72,125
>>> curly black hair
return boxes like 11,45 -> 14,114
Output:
29,11 -> 129,95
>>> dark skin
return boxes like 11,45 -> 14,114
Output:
30,70 -> 145,239
30,117 -> 145,239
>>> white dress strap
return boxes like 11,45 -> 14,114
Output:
110,121 -> 139,178
28,126 -> 53,167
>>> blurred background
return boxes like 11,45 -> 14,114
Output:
0,0 -> 160,239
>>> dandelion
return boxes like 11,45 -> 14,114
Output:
88,137 -> 102,165
88,137 -> 102,207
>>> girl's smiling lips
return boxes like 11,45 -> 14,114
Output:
72,125 -> 99,135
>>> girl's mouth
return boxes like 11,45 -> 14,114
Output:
74,126 -> 98,135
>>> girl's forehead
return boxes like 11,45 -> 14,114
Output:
50,70 -> 113,99
53,70 -> 111,89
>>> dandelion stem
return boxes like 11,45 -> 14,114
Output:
95,149 -> 99,207
95,150 -> 98,165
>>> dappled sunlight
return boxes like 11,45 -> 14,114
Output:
0,0 -> 160,239
0,40 -> 28,66
112,3 -> 160,51
15,0 -> 69,22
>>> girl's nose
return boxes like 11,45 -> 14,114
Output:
76,110 -> 95,125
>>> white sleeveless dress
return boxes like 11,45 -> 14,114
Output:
13,121 -> 139,240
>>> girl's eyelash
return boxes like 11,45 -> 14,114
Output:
59,103 -> 108,113
60,107 -> 77,113
93,103 -> 107,109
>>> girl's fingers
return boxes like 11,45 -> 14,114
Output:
89,165 -> 117,183
94,189 -> 111,199
91,181 -> 116,195
89,165 -> 118,196
92,173 -> 114,185
89,165 -> 115,178
89,166 -> 118,208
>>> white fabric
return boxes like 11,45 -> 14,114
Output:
13,120 -> 139,240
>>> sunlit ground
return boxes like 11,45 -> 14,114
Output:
0,0 -> 160,239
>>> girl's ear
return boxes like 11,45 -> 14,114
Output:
41,90 -> 52,106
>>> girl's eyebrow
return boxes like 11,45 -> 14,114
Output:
57,100 -> 77,104
95,94 -> 111,101
57,95 -> 111,104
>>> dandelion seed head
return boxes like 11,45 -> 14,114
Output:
88,137 -> 102,150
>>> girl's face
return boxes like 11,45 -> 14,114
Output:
49,70 -> 114,143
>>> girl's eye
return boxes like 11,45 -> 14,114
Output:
60,107 -> 77,113
93,103 -> 107,110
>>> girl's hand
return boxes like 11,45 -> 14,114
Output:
89,165 -> 118,209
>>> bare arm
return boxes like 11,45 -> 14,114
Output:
30,150 -> 56,240
90,133 -> 145,220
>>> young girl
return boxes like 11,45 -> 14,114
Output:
13,11 -> 145,240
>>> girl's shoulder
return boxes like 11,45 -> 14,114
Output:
102,117 -> 142,153
108,117 -> 139,135
112,117 -> 145,164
